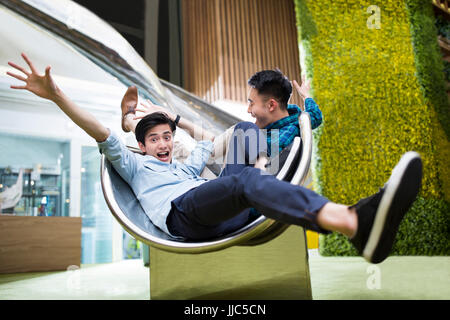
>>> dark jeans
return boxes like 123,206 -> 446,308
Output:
167,122 -> 330,240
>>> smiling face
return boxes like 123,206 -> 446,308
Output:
247,70 -> 293,128
247,87 -> 273,128
138,123 -> 174,163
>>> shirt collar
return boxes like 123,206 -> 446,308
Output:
264,104 -> 301,130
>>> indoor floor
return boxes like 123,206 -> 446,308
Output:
0,250 -> 449,300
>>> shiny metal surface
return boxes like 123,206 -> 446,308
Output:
0,0 -> 166,104
150,225 -> 312,300
292,112 -> 312,186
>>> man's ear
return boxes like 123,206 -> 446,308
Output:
138,141 -> 146,154
267,98 -> 278,112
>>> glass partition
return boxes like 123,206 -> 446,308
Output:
0,133 -> 70,216
80,146 -> 112,263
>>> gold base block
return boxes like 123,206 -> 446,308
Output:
149,225 -> 312,300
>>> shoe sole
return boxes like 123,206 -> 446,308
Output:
363,151 -> 422,264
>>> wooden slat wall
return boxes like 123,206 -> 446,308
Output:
182,0 -> 302,106
0,216 -> 81,273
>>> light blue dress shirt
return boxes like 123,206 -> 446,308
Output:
98,131 -> 214,236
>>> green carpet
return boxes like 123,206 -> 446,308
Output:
0,252 -> 449,300
307,250 -> 450,300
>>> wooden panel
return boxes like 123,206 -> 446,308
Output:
182,0 -> 302,106
0,216 -> 81,273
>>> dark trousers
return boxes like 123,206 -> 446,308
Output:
167,122 -> 330,240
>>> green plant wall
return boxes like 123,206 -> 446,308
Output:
294,0 -> 449,256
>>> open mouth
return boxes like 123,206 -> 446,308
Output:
156,151 -> 170,161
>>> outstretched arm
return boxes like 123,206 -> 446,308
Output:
7,53 -> 110,142
134,99 -> 215,142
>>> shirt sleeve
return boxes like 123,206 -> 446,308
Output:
304,98 -> 323,129
181,140 -> 214,176
97,130 -> 138,184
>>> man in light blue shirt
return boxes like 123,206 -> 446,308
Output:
97,118 -> 214,236
7,53 -> 423,264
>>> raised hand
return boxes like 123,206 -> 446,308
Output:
7,53 -> 59,101
292,75 -> 311,112
7,53 -> 109,142
134,99 -> 173,121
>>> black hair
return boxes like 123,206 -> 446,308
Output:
135,112 -> 176,146
247,69 -> 292,109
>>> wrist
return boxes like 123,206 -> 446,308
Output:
164,111 -> 176,122
300,94 -> 311,101
50,87 -> 64,103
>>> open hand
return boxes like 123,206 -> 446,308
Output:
134,99 -> 173,120
292,75 -> 311,111
7,53 -> 59,101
